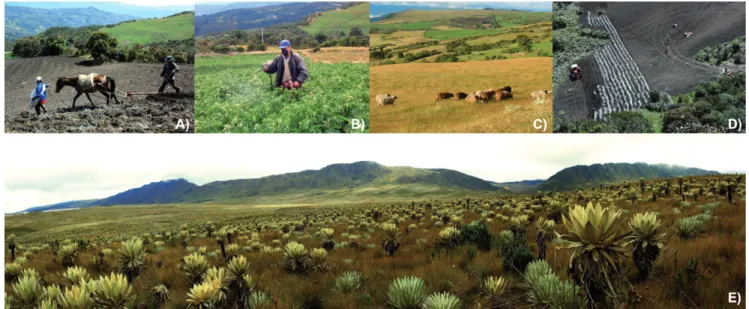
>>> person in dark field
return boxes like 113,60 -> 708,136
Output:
159,56 -> 181,94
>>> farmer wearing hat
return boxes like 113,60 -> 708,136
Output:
31,76 -> 50,116
262,39 -> 309,89
158,55 -> 181,94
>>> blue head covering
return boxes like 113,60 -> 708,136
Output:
280,40 -> 291,49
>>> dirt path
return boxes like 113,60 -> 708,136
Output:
5,56 -> 194,133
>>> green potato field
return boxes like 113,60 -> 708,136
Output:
195,53 -> 369,133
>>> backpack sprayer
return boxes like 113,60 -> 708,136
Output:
259,60 -> 275,91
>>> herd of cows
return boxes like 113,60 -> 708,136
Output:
375,87 -> 553,106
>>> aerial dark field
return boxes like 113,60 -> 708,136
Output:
5,56 -> 194,133
554,2 -> 745,121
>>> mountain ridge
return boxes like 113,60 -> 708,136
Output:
5,5 -> 139,40
17,162 -> 722,213
20,161 -> 506,213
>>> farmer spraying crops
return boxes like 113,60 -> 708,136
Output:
262,40 -> 309,90
30,76 -> 50,116
158,56 -> 181,94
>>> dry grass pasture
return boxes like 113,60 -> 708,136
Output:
370,57 -> 552,133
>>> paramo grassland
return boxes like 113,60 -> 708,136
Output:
4,174 -> 744,308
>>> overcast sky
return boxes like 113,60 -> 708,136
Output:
3,134 -> 745,213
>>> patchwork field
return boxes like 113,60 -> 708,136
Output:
300,3 -> 370,35
370,9 -> 552,65
370,57 -> 552,133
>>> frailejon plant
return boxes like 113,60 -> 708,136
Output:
151,284 -> 170,306
58,284 -> 94,309
535,219 -> 556,260
248,291 -> 273,309
320,228 -> 336,251
91,272 -> 137,308
483,276 -> 507,306
557,202 -> 630,303
181,253 -> 209,284
58,243 -> 79,268
437,226 -> 461,252
423,292 -> 462,309
310,248 -> 329,270
334,271 -> 362,293
381,223 -> 401,257
203,267 -> 228,304
674,216 -> 704,239
7,234 -> 17,261
627,212 -> 666,281
5,262 -> 23,282
387,276 -> 426,309
63,266 -> 91,286
283,241 -> 312,274
42,284 -> 62,304
11,274 -> 42,308
186,278 -> 220,309
118,238 -> 145,283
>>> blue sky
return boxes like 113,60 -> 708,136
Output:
5,2 -> 194,18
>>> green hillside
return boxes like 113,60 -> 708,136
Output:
538,163 -> 720,192
370,8 -> 552,65
300,3 -> 369,35
101,11 -> 194,45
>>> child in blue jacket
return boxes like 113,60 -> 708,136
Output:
32,76 -> 50,116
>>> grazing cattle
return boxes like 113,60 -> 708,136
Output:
501,86 -> 512,93
435,92 -> 454,101
455,92 -> 469,100
375,94 -> 398,106
465,92 -> 478,103
498,91 -> 513,100
530,90 -> 551,104
477,89 -> 495,103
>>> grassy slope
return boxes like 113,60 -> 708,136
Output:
369,58 -> 552,133
300,3 -> 370,35
101,12 -> 194,45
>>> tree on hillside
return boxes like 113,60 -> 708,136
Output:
349,26 -> 364,37
515,34 -> 533,52
315,33 -> 327,43
86,31 -> 118,64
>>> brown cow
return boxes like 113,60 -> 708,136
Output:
477,89 -> 495,103
500,91 -> 513,100
435,92 -> 454,101
455,92 -> 469,100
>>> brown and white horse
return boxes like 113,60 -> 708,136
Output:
55,73 -> 120,108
